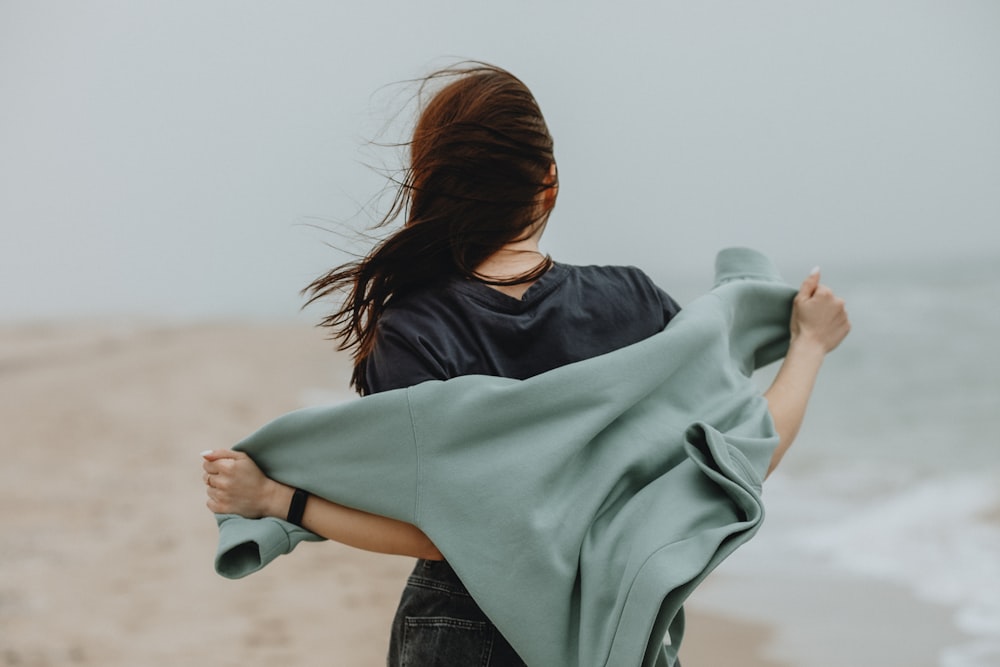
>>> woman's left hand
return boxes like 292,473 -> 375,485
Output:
202,449 -> 289,519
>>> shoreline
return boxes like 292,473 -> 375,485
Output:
687,562 -> 973,667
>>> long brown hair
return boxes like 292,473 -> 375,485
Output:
303,63 -> 558,394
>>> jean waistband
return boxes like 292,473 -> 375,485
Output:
407,559 -> 472,597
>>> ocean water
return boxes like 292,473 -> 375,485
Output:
715,255 -> 1000,666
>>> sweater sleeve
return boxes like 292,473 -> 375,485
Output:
713,247 -> 795,375
214,388 -> 419,579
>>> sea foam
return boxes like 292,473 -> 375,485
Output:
788,470 -> 1000,666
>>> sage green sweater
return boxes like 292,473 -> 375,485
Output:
212,247 -> 795,667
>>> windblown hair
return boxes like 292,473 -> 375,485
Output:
303,62 -> 558,394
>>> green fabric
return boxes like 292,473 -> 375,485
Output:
212,247 -> 795,667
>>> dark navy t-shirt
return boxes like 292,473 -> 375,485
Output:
363,262 -> 680,394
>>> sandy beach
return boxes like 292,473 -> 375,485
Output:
0,320 -> 882,666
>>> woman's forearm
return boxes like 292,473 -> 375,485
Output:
762,337 -> 826,477
204,449 -> 443,560
762,268 -> 850,477
266,482 -> 444,561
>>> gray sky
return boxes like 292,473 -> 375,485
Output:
2,1 -> 998,321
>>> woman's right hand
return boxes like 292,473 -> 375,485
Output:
789,268 -> 851,353
202,449 -> 292,519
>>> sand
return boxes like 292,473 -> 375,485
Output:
0,320 -> 792,666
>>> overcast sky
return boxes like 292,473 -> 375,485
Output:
2,1 -> 998,321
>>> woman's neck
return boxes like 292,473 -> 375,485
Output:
474,239 -> 549,299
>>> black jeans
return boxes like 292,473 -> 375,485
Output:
388,559 -> 528,667
387,559 -> 682,667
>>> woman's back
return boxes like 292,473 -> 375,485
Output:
365,263 -> 680,393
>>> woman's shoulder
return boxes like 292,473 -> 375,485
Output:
561,262 -> 671,297
562,262 -> 657,284
379,277 -> 467,327
559,262 -> 682,322
364,286 -> 460,393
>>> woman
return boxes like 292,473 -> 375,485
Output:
202,63 -> 850,666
